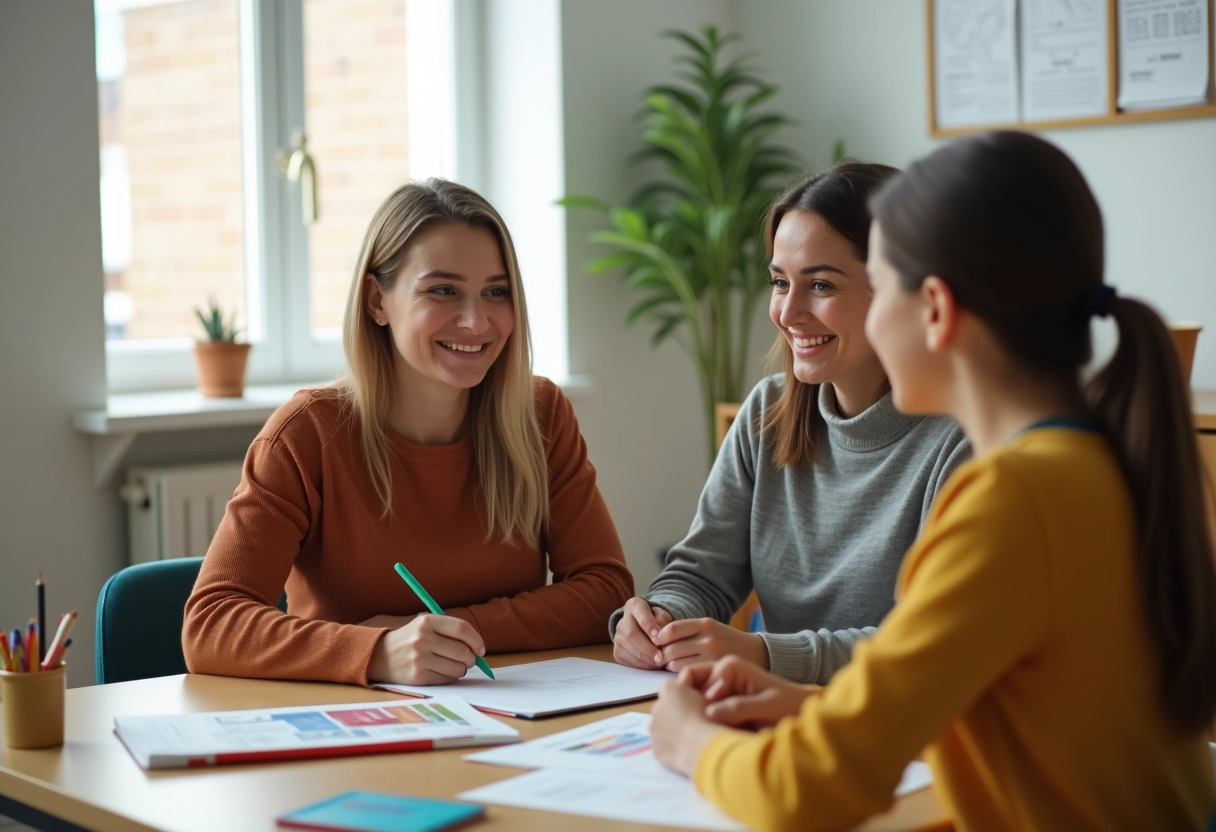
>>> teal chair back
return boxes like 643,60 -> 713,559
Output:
95,557 -> 204,684
95,558 -> 287,684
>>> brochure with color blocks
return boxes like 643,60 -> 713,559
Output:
277,791 -> 485,832
114,698 -> 518,770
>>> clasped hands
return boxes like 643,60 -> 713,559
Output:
613,596 -> 769,672
614,597 -> 818,777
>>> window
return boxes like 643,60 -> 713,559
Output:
96,0 -> 458,391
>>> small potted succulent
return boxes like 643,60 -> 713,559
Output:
193,297 -> 251,397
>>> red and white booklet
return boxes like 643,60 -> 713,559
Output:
114,697 -> 518,770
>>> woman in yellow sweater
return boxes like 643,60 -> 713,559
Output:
184,180 -> 633,688
649,131 -> 1216,830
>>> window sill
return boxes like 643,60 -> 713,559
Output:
73,375 -> 593,487
73,382 -> 331,487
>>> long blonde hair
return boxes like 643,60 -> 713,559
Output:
339,179 -> 548,547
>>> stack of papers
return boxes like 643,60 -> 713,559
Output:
114,697 -> 518,769
460,712 -> 934,831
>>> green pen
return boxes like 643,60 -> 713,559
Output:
393,562 -> 495,680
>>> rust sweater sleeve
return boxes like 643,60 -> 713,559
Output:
443,379 -> 634,649
182,392 -> 389,685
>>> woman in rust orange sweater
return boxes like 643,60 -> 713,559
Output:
183,179 -> 633,687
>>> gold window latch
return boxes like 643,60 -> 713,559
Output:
277,131 -> 319,225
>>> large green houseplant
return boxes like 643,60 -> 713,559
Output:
561,26 -> 801,466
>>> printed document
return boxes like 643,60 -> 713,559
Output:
1020,0 -> 1110,121
462,711 -> 935,830
375,657 -> 673,718
934,0 -> 1020,127
114,697 -> 518,769
461,769 -> 745,832
1118,0 -> 1210,109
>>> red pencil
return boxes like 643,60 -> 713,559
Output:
26,620 -> 38,674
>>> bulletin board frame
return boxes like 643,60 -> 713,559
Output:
927,0 -> 1216,136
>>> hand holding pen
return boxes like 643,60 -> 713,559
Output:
365,563 -> 494,686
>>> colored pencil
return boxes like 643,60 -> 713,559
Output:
37,572 -> 46,663
26,620 -> 38,673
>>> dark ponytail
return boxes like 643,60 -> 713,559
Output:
1088,298 -> 1216,733
871,130 -> 1216,734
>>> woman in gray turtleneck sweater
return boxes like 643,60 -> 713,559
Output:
610,163 -> 970,685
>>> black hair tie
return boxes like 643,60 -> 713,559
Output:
1082,284 -> 1116,319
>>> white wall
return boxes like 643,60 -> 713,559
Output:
0,2 -> 120,688
477,0 -> 570,382
558,0 -> 766,590
740,0 -> 1216,389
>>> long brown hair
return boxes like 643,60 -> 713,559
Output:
339,179 -> 548,547
763,161 -> 899,467
871,130 -> 1216,734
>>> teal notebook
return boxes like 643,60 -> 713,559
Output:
277,791 -> 484,832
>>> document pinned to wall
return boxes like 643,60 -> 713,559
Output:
1020,0 -> 1111,121
934,0 -> 1021,128
1117,0 -> 1210,109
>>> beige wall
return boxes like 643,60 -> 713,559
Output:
0,1 -> 116,688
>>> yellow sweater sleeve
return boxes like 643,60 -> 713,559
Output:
694,457 -> 1052,832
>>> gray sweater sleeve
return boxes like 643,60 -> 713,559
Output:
759,627 -> 876,683
607,390 -> 760,637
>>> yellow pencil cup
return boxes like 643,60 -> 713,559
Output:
0,664 -> 66,749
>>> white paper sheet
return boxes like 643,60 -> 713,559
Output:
468,710 -> 934,796
934,0 -> 1020,128
465,711 -> 686,784
1020,0 -> 1111,121
1118,0 -> 1210,109
375,657 -> 674,718
460,768 -> 746,832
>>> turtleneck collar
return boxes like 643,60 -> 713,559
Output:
818,383 -> 922,453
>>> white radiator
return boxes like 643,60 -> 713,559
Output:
120,462 -> 244,563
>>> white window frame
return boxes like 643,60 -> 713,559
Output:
105,0 -> 464,392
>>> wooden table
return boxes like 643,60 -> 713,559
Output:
0,645 -> 947,832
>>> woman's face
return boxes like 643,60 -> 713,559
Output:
768,210 -> 884,411
864,222 -> 935,414
367,221 -> 515,395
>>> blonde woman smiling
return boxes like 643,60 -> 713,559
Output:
185,180 -> 633,686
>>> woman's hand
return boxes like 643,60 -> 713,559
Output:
612,597 -> 674,669
650,678 -> 727,777
367,614 -> 485,685
680,655 -> 817,730
656,618 -> 769,672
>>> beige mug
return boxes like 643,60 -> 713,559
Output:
0,663 -> 66,749
1168,322 -> 1202,384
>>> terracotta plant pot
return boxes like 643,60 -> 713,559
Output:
1168,322 -> 1202,384
194,342 -> 252,397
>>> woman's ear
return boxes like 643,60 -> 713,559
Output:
364,274 -> 385,326
921,276 -> 959,353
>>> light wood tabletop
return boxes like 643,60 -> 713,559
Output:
0,644 -> 948,832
